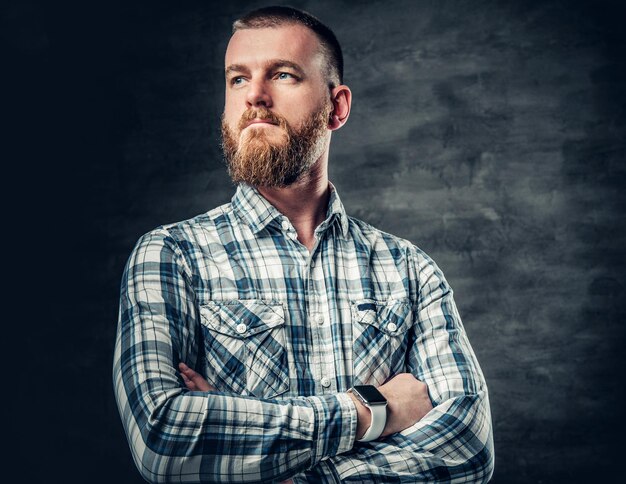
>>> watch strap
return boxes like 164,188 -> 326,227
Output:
358,403 -> 386,442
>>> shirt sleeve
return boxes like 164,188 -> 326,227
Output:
291,251 -> 495,483
112,229 -> 357,483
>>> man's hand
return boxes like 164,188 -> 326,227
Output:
178,362 -> 216,391
378,373 -> 433,437
348,373 -> 433,440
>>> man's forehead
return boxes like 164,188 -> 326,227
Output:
225,24 -> 325,71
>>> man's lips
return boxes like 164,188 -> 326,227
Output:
244,118 -> 278,128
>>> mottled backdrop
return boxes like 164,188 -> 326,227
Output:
8,0 -> 625,482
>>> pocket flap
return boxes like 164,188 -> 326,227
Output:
200,300 -> 285,338
351,299 -> 411,336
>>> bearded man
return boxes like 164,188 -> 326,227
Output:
113,6 -> 494,483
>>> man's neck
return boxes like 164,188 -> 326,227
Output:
257,160 -> 329,252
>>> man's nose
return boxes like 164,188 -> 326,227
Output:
245,79 -> 272,108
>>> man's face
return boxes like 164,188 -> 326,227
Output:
222,24 -> 332,187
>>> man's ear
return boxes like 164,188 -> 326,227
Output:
328,85 -> 352,131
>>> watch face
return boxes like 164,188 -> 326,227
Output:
353,385 -> 387,404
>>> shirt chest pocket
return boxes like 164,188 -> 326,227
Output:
199,300 -> 289,398
351,299 -> 412,386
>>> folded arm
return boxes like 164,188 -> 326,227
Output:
112,229 -> 357,483
292,252 -> 495,483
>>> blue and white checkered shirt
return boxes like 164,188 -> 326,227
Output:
113,183 -> 494,483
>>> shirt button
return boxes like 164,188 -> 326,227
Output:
315,314 -> 325,325
321,377 -> 331,388
281,220 -> 290,231
387,322 -> 397,332
236,323 -> 247,334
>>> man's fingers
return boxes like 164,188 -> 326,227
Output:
178,362 -> 215,392
179,367 -> 197,390
179,362 -> 199,379
183,379 -> 197,391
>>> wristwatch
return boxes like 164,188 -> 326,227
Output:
349,385 -> 388,442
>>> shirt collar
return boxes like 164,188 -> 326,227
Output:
320,182 -> 350,238
232,182 -> 349,238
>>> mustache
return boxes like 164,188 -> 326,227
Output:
237,107 -> 288,131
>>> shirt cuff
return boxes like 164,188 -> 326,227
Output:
306,392 -> 357,466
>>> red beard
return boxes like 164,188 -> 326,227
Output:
221,104 -> 331,188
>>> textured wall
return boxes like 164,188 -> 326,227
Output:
10,0 -> 625,482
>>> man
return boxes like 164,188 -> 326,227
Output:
113,6 -> 494,483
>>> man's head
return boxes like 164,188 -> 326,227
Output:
221,6 -> 351,188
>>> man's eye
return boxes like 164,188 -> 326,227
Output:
231,77 -> 245,85
276,72 -> 295,80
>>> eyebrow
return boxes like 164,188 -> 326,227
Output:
225,59 -> 306,77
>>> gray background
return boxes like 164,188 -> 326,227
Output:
8,0 -> 625,482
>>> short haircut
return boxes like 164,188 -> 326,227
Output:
232,5 -> 344,88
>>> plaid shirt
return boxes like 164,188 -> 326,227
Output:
113,183 -> 494,483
